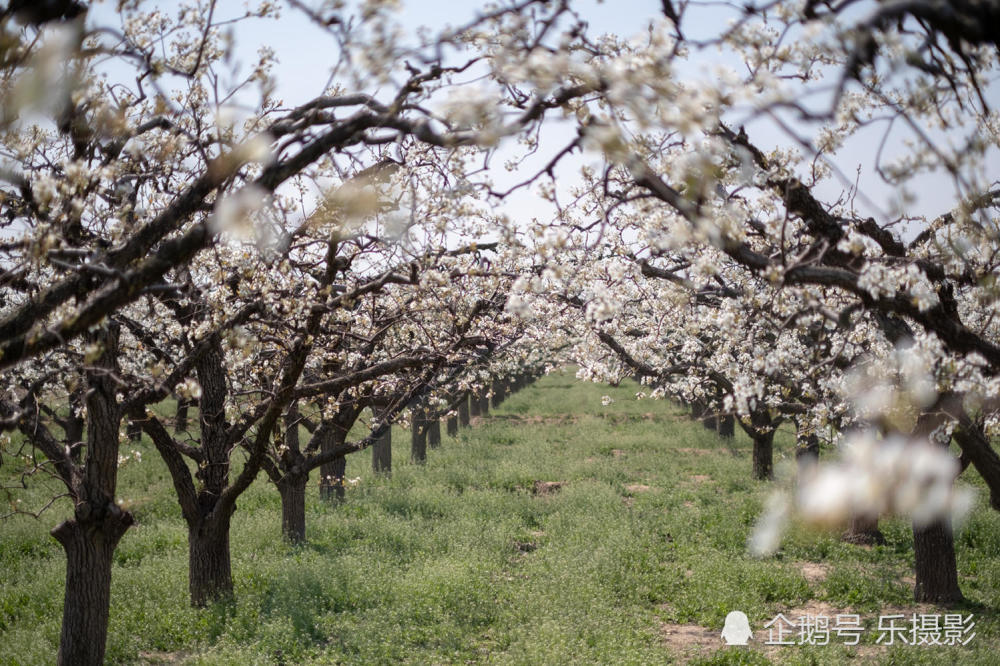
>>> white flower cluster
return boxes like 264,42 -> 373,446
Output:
750,432 -> 975,556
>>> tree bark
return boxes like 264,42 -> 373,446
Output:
753,430 -> 774,480
428,418 -> 441,448
51,323 -> 133,664
186,336 -> 235,607
491,380 -> 506,408
740,411 -> 775,481
478,393 -> 490,416
278,472 -> 308,544
188,511 -> 234,606
718,414 -> 735,438
52,511 -> 132,666
319,426 -> 348,502
372,411 -> 391,475
913,518 -> 963,603
469,392 -> 481,418
411,410 -> 427,463
447,414 -> 458,437
691,400 -> 706,420
953,423 -> 1000,511
174,397 -> 190,432
319,455 -> 346,502
459,394 -> 471,426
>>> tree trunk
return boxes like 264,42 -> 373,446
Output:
52,512 -> 132,666
319,455 -> 346,502
411,410 -> 427,463
447,414 -> 458,437
469,392 -> 481,418
458,395 -> 471,426
842,514 -> 886,545
491,380 -> 506,409
188,513 -> 234,606
278,473 -> 308,544
718,414 -> 734,439
753,430 -> 774,480
372,413 -> 391,475
479,393 -> 490,416
174,398 -> 190,432
913,518 -> 963,603
953,423 -> 1000,512
428,419 -> 441,448
691,400 -> 706,420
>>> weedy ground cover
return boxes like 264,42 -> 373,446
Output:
2,371 -> 999,664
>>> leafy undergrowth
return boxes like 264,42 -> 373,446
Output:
2,372 -> 999,664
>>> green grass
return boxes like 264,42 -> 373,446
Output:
1,371 -> 999,664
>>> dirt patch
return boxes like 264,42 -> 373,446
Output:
689,474 -> 710,483
798,561 -> 830,584
611,449 -> 626,458
532,480 -> 565,495
625,483 -> 651,493
486,414 -> 579,425
139,652 -> 191,664
659,621 -> 722,662
683,501 -> 695,508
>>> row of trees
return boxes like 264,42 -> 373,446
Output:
0,2 -> 561,662
2,0 -> 1000,662
496,0 -> 1000,604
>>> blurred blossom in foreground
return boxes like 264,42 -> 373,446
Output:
750,432 -> 975,557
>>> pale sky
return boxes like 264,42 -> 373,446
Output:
86,0 -> 1000,237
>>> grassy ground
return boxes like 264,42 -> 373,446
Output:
2,371 -> 999,664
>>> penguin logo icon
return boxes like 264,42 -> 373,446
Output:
721,611 -> 753,645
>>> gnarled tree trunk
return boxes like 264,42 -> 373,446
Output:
52,324 -> 133,664
53,509 -> 132,666
188,510 -> 234,606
